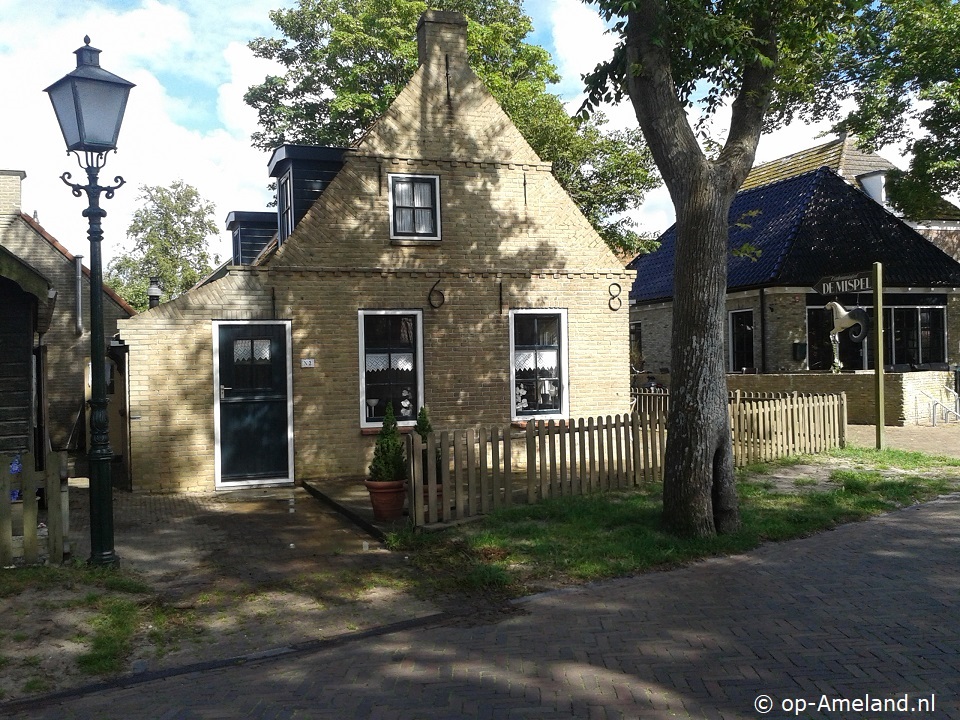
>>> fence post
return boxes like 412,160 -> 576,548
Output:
479,428 -> 490,514
21,453 -> 38,565
454,430 -> 466,518
558,420 -> 568,496
409,434 -> 424,527
537,421 -> 549,499
576,417 -> 587,495
440,431 -> 452,522
46,451 -> 64,564
587,417 -> 598,492
466,428 -> 477,516
503,428 -> 512,507
605,415 -> 616,489
491,427 -> 502,510
525,423 -> 536,503
426,432 -> 439,524
840,392 -> 848,448
0,457 -> 11,566
547,420 -> 558,497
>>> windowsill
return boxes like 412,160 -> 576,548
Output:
361,424 -> 416,436
511,415 -> 567,428
390,238 -> 441,246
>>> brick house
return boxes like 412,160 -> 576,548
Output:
629,166 -> 960,424
118,11 -> 633,492
0,170 -> 134,473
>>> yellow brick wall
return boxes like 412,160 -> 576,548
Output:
278,268 -> 630,480
119,271 -> 275,492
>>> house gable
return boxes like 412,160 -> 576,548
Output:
267,11 -> 620,274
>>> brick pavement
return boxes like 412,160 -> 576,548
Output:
10,494 -> 958,719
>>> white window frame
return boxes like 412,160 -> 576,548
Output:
509,308 -> 569,421
358,309 -> 425,428
728,309 -> 755,372
277,170 -> 295,242
388,173 -> 441,241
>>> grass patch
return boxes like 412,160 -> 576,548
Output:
77,598 -> 140,675
145,605 -> 206,657
828,446 -> 960,471
0,562 -> 149,599
389,448 -> 958,595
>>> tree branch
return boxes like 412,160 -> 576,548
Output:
623,0 -> 706,197
716,9 -> 778,192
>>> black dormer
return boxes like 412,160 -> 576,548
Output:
225,211 -> 277,266
268,145 -> 347,245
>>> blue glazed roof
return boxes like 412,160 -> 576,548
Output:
629,167 -> 960,302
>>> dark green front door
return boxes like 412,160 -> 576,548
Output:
215,322 -> 291,486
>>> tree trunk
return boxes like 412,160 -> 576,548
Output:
661,171 -> 741,537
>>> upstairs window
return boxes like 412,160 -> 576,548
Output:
389,174 -> 440,241
278,171 -> 294,243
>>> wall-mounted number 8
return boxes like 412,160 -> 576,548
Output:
608,283 -> 622,311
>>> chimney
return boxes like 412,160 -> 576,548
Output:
417,10 -> 468,67
0,170 -> 26,215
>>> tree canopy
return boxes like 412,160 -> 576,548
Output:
106,181 -> 219,312
816,0 -> 960,217
580,0 -> 870,538
245,0 -> 660,255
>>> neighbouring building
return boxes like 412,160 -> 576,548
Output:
629,166 -> 960,424
0,169 -> 134,474
740,134 -> 960,260
118,11 -> 633,492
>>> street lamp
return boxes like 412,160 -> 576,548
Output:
45,37 -> 134,566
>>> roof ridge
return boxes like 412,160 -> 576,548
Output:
18,212 -> 136,317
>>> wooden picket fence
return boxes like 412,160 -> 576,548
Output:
1,451 -> 69,566
408,390 -> 846,527
727,390 -> 847,465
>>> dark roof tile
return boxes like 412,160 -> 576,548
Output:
630,167 -> 960,303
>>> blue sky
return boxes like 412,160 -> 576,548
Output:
0,0 -> 861,264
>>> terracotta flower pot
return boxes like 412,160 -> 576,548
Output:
364,479 -> 407,521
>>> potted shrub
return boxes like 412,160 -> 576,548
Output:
364,403 -> 407,521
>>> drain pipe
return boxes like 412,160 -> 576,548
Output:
74,255 -> 84,335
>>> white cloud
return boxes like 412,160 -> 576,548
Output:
549,0 -> 616,96
0,1 -> 277,267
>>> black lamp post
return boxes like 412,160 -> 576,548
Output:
45,37 -> 134,566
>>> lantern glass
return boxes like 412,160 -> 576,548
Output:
45,41 -> 134,154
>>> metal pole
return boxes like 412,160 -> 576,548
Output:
873,262 -> 885,450
82,160 -> 118,566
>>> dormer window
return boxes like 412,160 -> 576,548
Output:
389,174 -> 440,241
277,170 -> 294,243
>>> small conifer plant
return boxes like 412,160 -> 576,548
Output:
368,402 -> 406,482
